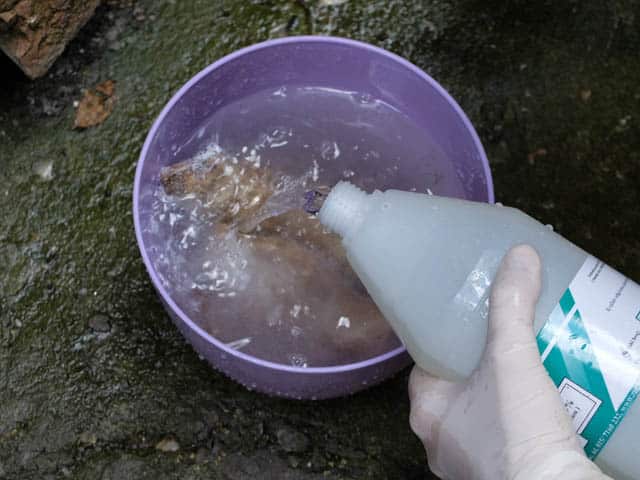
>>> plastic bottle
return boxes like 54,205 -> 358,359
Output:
318,181 -> 640,479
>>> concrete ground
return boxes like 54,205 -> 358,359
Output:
0,1 -> 638,479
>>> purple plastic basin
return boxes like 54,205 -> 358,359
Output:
133,36 -> 494,399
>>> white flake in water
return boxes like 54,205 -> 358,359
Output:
312,160 -> 320,182
319,0 -> 348,4
426,188 -> 434,196
290,304 -> 302,318
226,337 -> 252,350
245,149 -> 261,168
169,212 -> 180,227
321,141 -> 340,161
290,326 -> 303,337
34,160 -> 54,181
272,86 -> 287,97
192,142 -> 223,162
337,316 -> 351,329
201,266 -> 219,281
223,164 -> 234,176
264,128 -> 290,147
353,92 -> 373,104
342,169 -> 355,178
180,225 -> 196,248
289,353 -> 308,368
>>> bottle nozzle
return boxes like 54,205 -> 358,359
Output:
318,181 -> 369,239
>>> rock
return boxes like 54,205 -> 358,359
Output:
0,0 -> 100,79
159,151 -> 272,226
73,80 -> 116,129
155,437 -> 180,452
78,431 -> 97,447
276,427 -> 309,454
88,314 -> 111,333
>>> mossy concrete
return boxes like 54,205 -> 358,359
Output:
0,1 -> 638,479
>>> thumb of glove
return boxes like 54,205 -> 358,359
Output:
484,244 -> 585,477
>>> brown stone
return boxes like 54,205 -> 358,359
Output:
74,80 -> 116,129
0,0 -> 100,79
160,152 -> 273,226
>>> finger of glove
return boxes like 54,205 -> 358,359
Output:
486,245 -> 582,472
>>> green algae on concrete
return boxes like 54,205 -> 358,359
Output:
0,0 -> 639,479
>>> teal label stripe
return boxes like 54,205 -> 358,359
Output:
559,288 -> 575,315
593,384 -> 640,454
536,288 -> 640,459
536,289 -> 575,354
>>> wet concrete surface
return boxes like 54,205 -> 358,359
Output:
0,1 -> 638,479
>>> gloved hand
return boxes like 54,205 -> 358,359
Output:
408,245 -> 612,480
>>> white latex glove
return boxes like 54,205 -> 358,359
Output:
409,245 -> 612,480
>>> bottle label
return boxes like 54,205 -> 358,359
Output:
536,256 -> 640,459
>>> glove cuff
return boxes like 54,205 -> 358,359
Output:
512,449 -> 610,480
